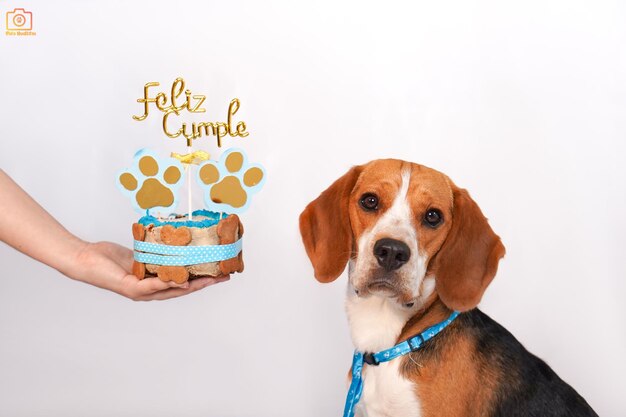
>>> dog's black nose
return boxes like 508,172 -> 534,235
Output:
373,238 -> 411,271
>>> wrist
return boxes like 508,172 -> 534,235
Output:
58,236 -> 90,282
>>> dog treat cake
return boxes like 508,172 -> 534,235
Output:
131,210 -> 243,283
118,148 -> 265,283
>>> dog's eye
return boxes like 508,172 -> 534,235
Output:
423,209 -> 443,227
359,193 -> 379,211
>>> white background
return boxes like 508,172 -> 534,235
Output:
1,1 -> 625,416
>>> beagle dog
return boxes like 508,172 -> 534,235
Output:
299,159 -> 597,417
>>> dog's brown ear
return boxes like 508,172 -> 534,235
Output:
299,166 -> 362,283
432,186 -> 506,311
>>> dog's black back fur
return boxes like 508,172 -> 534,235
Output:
403,309 -> 597,416
463,310 -> 597,417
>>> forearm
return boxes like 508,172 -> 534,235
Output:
0,170 -> 227,299
0,169 -> 86,277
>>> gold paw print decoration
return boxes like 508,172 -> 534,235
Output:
197,148 -> 266,214
117,149 -> 185,213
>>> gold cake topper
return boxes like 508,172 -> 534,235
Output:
132,77 -> 249,147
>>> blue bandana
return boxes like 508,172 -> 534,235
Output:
343,310 -> 460,417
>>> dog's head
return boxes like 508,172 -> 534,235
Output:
299,159 -> 505,311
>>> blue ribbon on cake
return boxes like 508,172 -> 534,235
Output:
133,239 -> 242,266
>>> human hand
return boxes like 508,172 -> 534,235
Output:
69,241 -> 230,301
0,171 -> 231,299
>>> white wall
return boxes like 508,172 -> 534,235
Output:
1,1 -> 624,416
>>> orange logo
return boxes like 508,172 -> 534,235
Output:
5,8 -> 36,36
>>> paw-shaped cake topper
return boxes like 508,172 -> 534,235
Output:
197,148 -> 265,214
117,149 -> 185,213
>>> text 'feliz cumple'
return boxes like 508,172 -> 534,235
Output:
132,78 -> 249,147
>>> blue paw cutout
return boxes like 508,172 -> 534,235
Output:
196,148 -> 266,214
117,149 -> 185,213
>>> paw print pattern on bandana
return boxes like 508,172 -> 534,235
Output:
117,149 -> 185,213
196,148 -> 266,214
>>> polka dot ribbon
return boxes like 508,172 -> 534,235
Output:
133,239 -> 242,266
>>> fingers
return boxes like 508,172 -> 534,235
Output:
135,277 -> 189,294
132,275 -> 230,301
192,275 -> 231,284
120,276 -> 188,300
